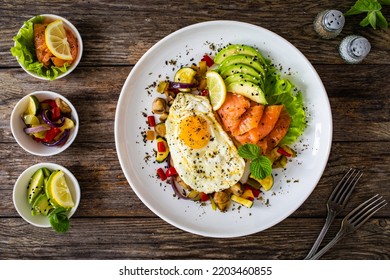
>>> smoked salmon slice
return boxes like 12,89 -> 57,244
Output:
232,103 -> 264,136
217,92 -> 250,133
257,108 -> 291,154
235,105 -> 284,144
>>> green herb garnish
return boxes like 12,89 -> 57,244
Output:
345,0 -> 389,29
48,207 -> 70,233
238,144 -> 272,180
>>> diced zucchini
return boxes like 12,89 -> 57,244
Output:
156,137 -> 169,163
231,194 -> 254,208
250,174 -> 274,191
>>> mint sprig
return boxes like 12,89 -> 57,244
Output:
48,207 -> 70,233
238,143 -> 272,180
345,0 -> 389,29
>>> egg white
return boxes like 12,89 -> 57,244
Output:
165,93 -> 245,194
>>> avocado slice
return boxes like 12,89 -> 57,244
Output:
214,44 -> 268,66
224,73 -> 263,88
218,54 -> 266,78
220,63 -> 263,80
31,193 -> 53,216
27,168 -> 45,205
226,81 -> 267,105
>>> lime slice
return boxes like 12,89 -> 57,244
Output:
23,114 -> 40,125
25,95 -> 40,115
45,19 -> 73,60
47,170 -> 74,209
206,71 -> 226,110
174,67 -> 197,92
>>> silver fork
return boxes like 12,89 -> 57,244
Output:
309,194 -> 387,260
304,168 -> 362,259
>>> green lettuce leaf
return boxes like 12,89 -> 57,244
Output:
264,65 -> 307,145
10,16 -> 70,80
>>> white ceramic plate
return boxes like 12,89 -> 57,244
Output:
115,21 -> 332,238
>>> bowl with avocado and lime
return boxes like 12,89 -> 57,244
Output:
13,162 -> 80,233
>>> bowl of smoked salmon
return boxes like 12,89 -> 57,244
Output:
10,14 -> 83,81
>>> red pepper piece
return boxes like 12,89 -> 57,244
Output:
157,168 -> 167,181
277,147 -> 292,157
201,54 -> 214,67
165,166 -> 178,177
200,192 -> 209,202
51,106 -> 61,121
157,141 -> 166,152
200,89 -> 209,96
148,115 -> 156,127
252,188 -> 261,198
43,127 -> 61,143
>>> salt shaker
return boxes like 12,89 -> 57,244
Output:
313,10 -> 345,39
339,35 -> 371,64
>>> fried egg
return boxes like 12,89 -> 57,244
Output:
165,93 -> 245,194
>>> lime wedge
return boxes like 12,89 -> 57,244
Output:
23,114 -> 40,125
206,71 -> 226,110
25,95 -> 40,115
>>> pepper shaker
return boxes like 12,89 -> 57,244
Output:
313,10 -> 345,39
339,35 -> 371,64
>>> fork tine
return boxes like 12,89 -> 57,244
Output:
347,195 -> 387,228
329,168 -> 361,206
335,170 -> 362,205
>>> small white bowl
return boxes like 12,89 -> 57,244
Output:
13,14 -> 83,80
10,90 -> 79,156
13,162 -> 81,228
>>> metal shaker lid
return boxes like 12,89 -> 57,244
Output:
347,36 -> 371,58
323,10 -> 345,31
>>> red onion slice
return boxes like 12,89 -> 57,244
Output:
41,110 -> 65,127
24,125 -> 50,134
168,82 -> 196,89
42,129 -> 70,147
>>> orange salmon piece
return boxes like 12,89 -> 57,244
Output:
33,23 -> 52,67
232,103 -> 264,136
258,108 -> 291,154
217,92 -> 250,133
235,105 -> 284,144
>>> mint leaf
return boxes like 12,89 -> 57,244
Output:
238,143 -> 261,160
376,11 -> 389,28
250,156 -> 272,180
345,0 -> 388,29
361,11 -> 378,28
48,207 -> 70,233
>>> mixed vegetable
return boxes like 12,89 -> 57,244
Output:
146,44 -> 306,211
22,95 -> 75,147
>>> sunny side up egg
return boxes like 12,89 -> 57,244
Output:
165,93 -> 245,194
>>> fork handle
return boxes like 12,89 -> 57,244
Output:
304,212 -> 336,259
308,231 -> 346,260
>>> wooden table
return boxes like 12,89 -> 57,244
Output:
1,0 -> 389,260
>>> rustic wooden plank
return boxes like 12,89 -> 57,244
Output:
0,217 -> 388,259
0,1 -> 388,67
1,65 -> 389,144
1,142 -> 389,218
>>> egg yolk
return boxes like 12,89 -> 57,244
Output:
179,115 -> 210,149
